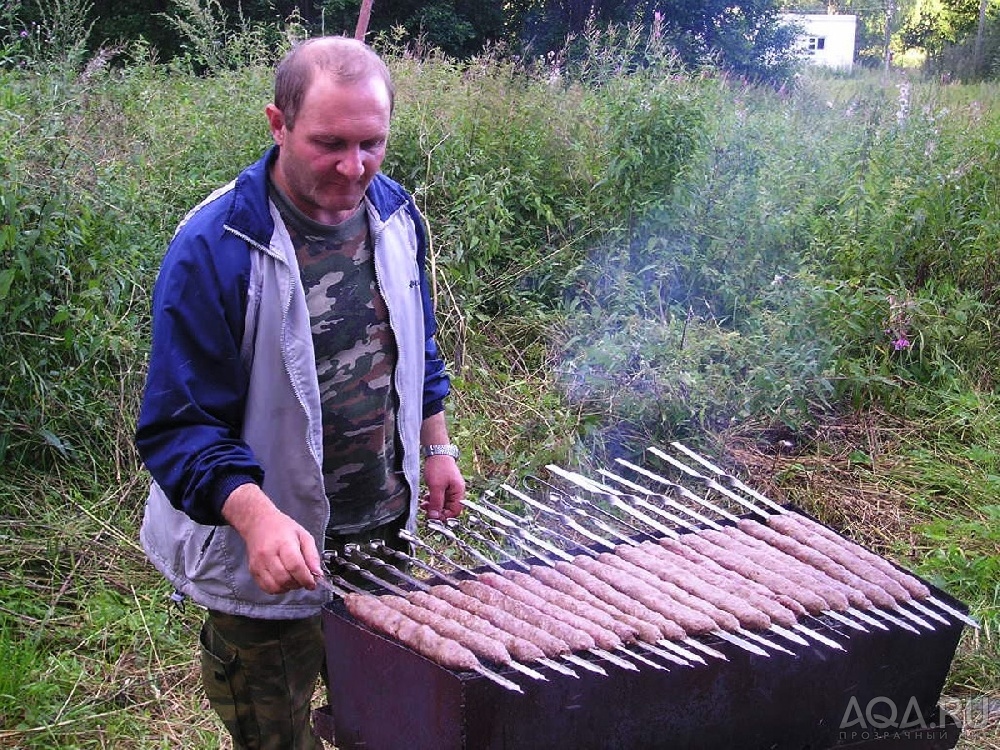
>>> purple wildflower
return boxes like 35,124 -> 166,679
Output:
886,293 -> 915,353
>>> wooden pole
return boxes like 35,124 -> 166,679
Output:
355,0 -> 374,40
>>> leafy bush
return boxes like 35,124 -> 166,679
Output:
386,35 -> 709,323
0,49 -> 272,473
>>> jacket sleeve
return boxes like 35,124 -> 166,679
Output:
135,219 -> 263,525
409,199 -> 451,419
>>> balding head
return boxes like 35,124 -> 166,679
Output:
273,36 -> 395,131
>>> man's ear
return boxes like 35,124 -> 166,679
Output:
264,104 -> 286,145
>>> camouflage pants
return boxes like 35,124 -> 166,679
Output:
200,611 -> 325,750
198,515 -> 409,749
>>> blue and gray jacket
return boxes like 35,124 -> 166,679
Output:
136,147 -> 450,618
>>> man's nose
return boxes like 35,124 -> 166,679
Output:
337,146 -> 365,178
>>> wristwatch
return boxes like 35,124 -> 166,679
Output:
421,443 -> 460,459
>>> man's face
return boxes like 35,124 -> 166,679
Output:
266,73 -> 391,225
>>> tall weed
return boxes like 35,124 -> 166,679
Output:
386,33 -> 709,325
161,0 -> 294,73
0,0 -> 93,72
0,46 -> 272,473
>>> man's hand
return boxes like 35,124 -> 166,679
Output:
421,455 -> 465,520
419,412 -> 465,521
221,483 -> 323,594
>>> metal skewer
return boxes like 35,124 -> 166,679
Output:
542,465 -> 617,495
574,481 -> 703,536
604,495 -> 683,539
463,497 -> 518,528
559,652 -> 609,676
314,572 -> 350,598
767,624 -> 811,647
466,499 -> 574,562
648,445 -> 773,520
563,469 -> 709,534
846,606 -> 890,632
396,530 -> 478,581
893,604 -> 935,631
676,638 -> 727,662
520,475 -> 641,542
588,647 -> 641,672
560,494 -> 647,544
735,628 -> 797,656
595,468 -> 726,531
427,520 -> 508,574
649,640 -> 702,665
465,510 -> 560,567
906,598 -> 951,626
868,607 -> 921,635
368,541 -> 466,587
925,596 -> 979,629
617,645 -> 669,670
463,516 -> 533,571
711,630 -> 770,657
500,484 -> 617,552
793,620 -> 848,651
668,441 -> 787,514
626,495 -> 702,534
611,459 -> 743,524
480,491 -> 587,551
822,609 -> 866,633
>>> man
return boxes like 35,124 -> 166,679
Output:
135,36 -> 465,749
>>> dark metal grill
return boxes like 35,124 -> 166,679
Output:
312,443 -> 973,750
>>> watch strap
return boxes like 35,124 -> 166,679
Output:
421,443 -> 459,459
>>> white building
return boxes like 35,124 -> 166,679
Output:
781,13 -> 857,70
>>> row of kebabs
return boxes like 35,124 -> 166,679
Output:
337,511 -> 943,678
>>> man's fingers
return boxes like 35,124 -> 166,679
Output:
420,486 -> 446,519
244,514 -> 323,594
277,532 -> 321,591
296,527 -> 324,588
441,493 -> 463,519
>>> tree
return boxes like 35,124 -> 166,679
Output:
895,0 -> 999,77
315,0 -> 506,56
518,0 -> 802,81
653,0 -> 802,79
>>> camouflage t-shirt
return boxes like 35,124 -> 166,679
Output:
269,180 -> 408,535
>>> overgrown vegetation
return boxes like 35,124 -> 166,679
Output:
1,11 -> 998,750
